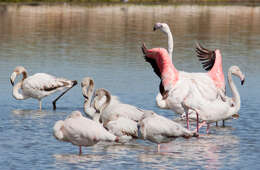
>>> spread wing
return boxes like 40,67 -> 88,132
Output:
196,43 -> 216,71
142,43 -> 161,78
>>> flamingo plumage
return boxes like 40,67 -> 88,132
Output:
53,111 -> 122,155
10,66 -> 77,110
182,66 -> 245,133
138,110 -> 198,152
142,44 -> 225,132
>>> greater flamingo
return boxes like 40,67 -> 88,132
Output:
182,66 -> 245,133
53,111 -> 126,155
10,66 -> 77,110
153,22 -> 226,126
81,77 -> 145,124
138,110 -> 198,152
142,44 -> 225,131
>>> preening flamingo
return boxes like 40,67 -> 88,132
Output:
182,66 -> 245,133
53,111 -> 125,155
10,66 -> 77,110
141,44 -> 225,131
138,110 -> 198,152
81,77 -> 144,124
92,88 -> 139,139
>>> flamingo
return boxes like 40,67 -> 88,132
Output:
92,88 -> 139,139
141,44 -> 225,131
182,66 -> 245,133
153,22 -> 226,126
138,110 -> 198,152
81,77 -> 144,124
10,66 -> 77,110
53,110 -> 126,155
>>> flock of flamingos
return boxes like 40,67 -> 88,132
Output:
10,22 -> 245,154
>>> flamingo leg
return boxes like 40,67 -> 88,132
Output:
198,121 -> 206,130
157,144 -> 160,152
186,113 -> 189,130
216,122 -> 218,126
196,112 -> 199,133
52,83 -> 77,110
206,124 -> 210,134
79,146 -> 82,155
222,120 -> 225,127
39,100 -> 42,110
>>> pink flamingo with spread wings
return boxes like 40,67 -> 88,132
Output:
142,43 -> 225,132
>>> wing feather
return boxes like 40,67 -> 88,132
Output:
196,43 -> 216,71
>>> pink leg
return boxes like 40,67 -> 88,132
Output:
157,144 -> 160,152
196,113 -> 199,133
198,121 -> 206,130
206,124 -> 210,134
79,146 -> 82,155
186,113 -> 189,130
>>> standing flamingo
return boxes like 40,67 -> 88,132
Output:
182,66 -> 245,133
142,44 -> 225,131
10,66 -> 77,110
53,111 -> 124,155
138,110 -> 198,152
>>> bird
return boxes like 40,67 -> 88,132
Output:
87,88 -> 140,139
92,88 -> 144,126
81,77 -> 145,125
181,66 -> 245,133
138,110 -> 198,152
53,110 -> 125,155
141,44 -> 226,132
10,66 -> 77,110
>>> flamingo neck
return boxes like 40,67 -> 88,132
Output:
83,86 -> 96,118
12,81 -> 29,100
156,49 -> 179,90
227,70 -> 241,114
166,29 -> 173,62
208,49 -> 225,90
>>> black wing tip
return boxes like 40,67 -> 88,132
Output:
195,42 -> 216,71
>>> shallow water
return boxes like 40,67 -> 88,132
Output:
0,4 -> 260,169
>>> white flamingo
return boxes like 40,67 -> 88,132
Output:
81,77 -> 144,124
138,110 -> 198,152
142,44 -> 226,132
10,66 -> 77,110
53,111 -> 125,155
153,22 -> 226,126
93,88 -> 139,139
182,66 -> 245,133
92,88 -> 144,126
81,79 -> 140,139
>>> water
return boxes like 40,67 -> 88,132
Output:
0,4 -> 260,169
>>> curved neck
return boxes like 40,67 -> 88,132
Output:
12,81 -> 29,100
82,85 -> 95,117
166,29 -> 173,62
227,71 -> 241,114
99,90 -> 111,113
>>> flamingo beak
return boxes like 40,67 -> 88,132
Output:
10,78 -> 14,86
10,72 -> 17,86
241,78 -> 245,85
153,26 -> 157,31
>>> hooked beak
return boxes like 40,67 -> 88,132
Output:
153,26 -> 157,31
10,72 -> 17,86
241,78 -> 245,85
10,78 -> 14,86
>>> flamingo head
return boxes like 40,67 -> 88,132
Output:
229,65 -> 245,85
81,77 -> 94,100
10,66 -> 27,86
153,22 -> 171,35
